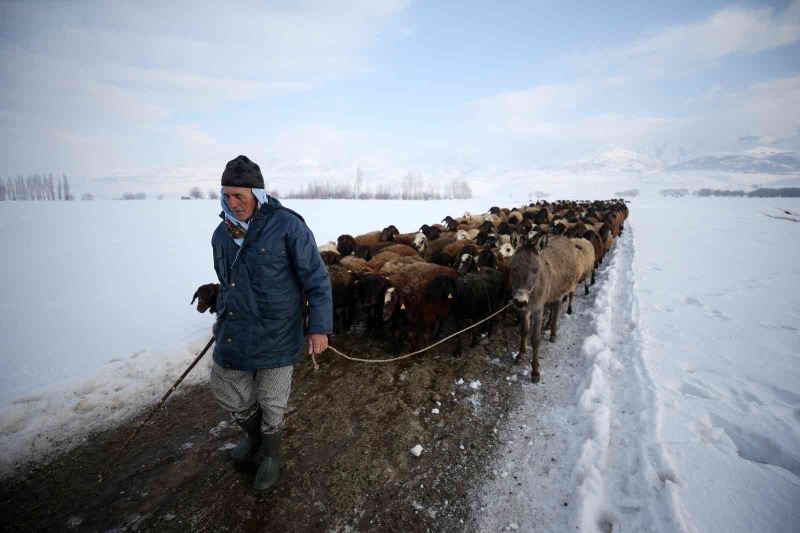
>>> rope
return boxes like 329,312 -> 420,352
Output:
325,301 -> 513,364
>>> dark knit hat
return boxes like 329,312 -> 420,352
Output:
221,155 -> 264,188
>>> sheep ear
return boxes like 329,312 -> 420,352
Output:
191,290 -> 199,305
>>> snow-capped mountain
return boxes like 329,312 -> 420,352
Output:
668,148 -> 800,174
555,148 -> 664,174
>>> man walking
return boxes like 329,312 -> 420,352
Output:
209,155 -> 332,492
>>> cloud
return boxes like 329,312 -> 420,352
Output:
465,4 -> 800,163
0,0 -> 411,177
570,1 -> 800,75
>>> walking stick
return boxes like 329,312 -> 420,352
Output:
97,336 -> 216,482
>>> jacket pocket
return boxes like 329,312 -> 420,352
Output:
253,288 -> 298,319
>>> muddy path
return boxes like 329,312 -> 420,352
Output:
0,312 -> 545,533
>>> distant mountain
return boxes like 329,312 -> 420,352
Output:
556,148 -> 664,174
668,149 -> 800,174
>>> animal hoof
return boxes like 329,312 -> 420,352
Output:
550,335 -> 557,342
531,373 -> 541,384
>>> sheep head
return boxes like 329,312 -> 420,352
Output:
319,250 -> 341,265
412,231 -> 427,253
477,249 -> 499,269
337,234 -> 357,256
382,287 -> 409,321
498,243 -> 515,258
380,224 -> 400,242
456,253 -> 479,276
191,283 -> 219,314
441,217 -> 459,232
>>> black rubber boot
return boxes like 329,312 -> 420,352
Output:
229,409 -> 262,465
253,429 -> 282,492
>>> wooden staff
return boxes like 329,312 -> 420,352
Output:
97,336 -> 216,482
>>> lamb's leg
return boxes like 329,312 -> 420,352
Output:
531,307 -> 543,383
470,320 -> 479,347
345,301 -> 355,332
591,268 -> 596,286
549,299 -> 562,342
487,317 -> 496,338
584,280 -> 590,296
567,291 -> 574,315
516,308 -> 531,365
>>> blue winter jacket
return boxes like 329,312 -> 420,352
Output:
211,195 -> 333,370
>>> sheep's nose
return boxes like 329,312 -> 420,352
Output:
513,299 -> 527,309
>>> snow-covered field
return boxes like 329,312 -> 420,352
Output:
1,194 -> 799,532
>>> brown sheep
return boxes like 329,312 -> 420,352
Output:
380,224 -> 400,242
581,228 -> 605,266
507,210 -> 523,225
319,250 -> 342,266
383,262 -> 458,351
441,240 -> 479,265
378,255 -> 426,276
380,243 -> 419,257
355,230 -> 383,249
367,251 -> 402,272
338,231 -> 385,258
327,262 -> 358,332
341,255 -> 370,274
393,232 -> 418,247
192,283 -> 219,314
336,234 -> 357,256
569,237 -> 596,311
509,235 -> 578,383
414,234 -> 456,261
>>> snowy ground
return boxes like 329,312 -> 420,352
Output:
476,197 -> 800,532
1,195 -> 799,532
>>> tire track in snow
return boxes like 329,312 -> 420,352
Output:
572,226 -> 688,532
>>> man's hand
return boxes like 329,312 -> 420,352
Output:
307,334 -> 329,355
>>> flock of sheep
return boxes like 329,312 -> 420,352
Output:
318,199 -> 629,383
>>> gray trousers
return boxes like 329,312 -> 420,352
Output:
209,362 -> 294,434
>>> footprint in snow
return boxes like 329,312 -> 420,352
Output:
709,413 -> 800,478
680,380 -> 718,401
682,296 -> 703,307
707,308 -> 731,322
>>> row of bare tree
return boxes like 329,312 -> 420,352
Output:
284,177 -> 473,200
0,174 -> 72,201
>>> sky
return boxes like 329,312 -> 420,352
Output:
1,0 -> 799,196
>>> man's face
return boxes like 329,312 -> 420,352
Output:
223,186 -> 257,222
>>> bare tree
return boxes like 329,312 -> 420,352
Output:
63,174 -> 72,200
189,186 -> 204,199
0,178 -> 6,201
207,189 -> 219,199
120,192 -> 146,200
81,193 -> 95,200
16,176 -> 28,200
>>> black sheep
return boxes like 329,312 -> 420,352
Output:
428,264 -> 505,355
355,274 -> 390,330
